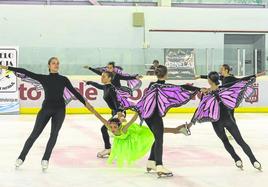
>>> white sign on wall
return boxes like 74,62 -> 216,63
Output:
0,47 -> 19,114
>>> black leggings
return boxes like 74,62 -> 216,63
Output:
212,117 -> 257,164
101,110 -> 117,149
101,125 -> 111,149
18,107 -> 65,161
145,112 -> 164,166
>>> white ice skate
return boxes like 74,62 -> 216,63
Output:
156,165 -> 173,178
97,149 -> 111,158
15,159 -> 23,169
179,123 -> 191,136
235,160 -> 243,170
41,160 -> 49,172
146,160 -> 156,173
253,161 -> 262,171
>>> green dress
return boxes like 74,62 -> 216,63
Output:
108,123 -> 154,167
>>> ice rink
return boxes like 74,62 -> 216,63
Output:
0,113 -> 267,187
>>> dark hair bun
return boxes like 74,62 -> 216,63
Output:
155,65 -> 167,78
208,71 -> 220,85
155,68 -> 161,76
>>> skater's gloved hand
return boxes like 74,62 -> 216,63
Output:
200,88 -> 208,94
83,65 -> 90,69
117,112 -> 127,122
136,75 -> 143,79
0,65 -> 8,70
256,71 -> 266,77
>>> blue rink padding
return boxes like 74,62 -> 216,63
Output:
0,102 -> 19,115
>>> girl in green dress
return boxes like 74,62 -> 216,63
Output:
87,104 -> 188,167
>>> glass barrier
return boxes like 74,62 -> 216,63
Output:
171,0 -> 266,5
17,46 -> 266,78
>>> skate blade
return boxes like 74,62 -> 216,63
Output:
97,154 -> 109,159
179,128 -> 191,136
255,166 -> 263,172
157,172 -> 173,178
184,124 -> 192,136
186,128 -> 191,136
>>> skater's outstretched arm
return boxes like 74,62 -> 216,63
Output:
117,73 -> 142,81
1,65 -> 44,82
164,124 -> 187,134
86,104 -> 109,128
121,113 -> 139,133
195,75 -> 224,80
83,66 -> 102,75
84,80 -> 104,90
220,72 -> 266,88
65,78 -> 86,105
180,84 -> 208,94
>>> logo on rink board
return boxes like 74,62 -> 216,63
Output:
245,83 -> 259,104
0,48 -> 17,93
0,47 -> 19,114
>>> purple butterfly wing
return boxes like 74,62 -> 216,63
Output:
114,68 -> 142,91
127,79 -> 142,91
113,67 -> 123,74
115,87 -> 134,109
157,84 -> 197,117
14,72 -> 43,91
219,78 -> 256,109
98,66 -> 123,74
63,87 -> 76,105
134,86 -> 157,119
244,85 -> 256,99
191,94 -> 220,124
13,72 -> 76,105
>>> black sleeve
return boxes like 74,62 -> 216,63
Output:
86,81 -> 104,90
8,66 -> 43,82
65,78 -> 86,106
111,89 -> 123,113
220,74 -> 256,88
181,84 -> 201,92
240,74 -> 256,81
200,75 -> 208,79
116,73 -> 137,80
227,76 -> 239,82
200,75 -> 224,80
88,67 -> 102,76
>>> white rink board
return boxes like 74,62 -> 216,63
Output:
18,76 -> 268,109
